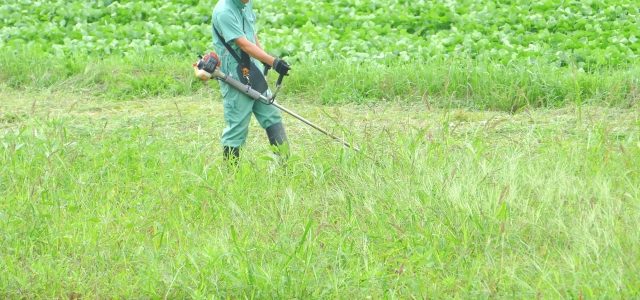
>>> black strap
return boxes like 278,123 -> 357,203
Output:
214,26 -> 241,63
213,13 -> 250,70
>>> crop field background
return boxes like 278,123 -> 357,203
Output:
1,0 -> 639,298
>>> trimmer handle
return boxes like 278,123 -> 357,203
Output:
276,73 -> 285,87
267,73 -> 286,103
263,63 -> 271,76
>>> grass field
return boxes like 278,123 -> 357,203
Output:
1,0 -> 639,297
1,88 -> 639,298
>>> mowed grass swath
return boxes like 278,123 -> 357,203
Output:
1,0 -> 640,298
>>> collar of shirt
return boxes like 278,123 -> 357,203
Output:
230,0 -> 246,10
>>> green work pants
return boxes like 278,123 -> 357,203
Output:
220,86 -> 282,148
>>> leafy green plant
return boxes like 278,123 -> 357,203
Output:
1,0 -> 638,67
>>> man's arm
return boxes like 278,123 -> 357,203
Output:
235,36 -> 275,66
235,36 -> 290,76
255,35 -> 263,50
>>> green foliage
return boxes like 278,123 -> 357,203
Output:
290,58 -> 640,109
1,0 -> 638,67
2,47 -> 638,109
1,2 -> 638,297
1,93 -> 639,297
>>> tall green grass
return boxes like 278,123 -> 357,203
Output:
290,58 -> 640,110
1,93 -> 639,298
1,48 -> 638,110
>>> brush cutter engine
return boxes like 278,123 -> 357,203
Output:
193,52 -> 220,80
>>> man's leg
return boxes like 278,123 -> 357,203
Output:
222,145 -> 240,162
253,99 -> 289,158
221,90 -> 254,162
265,122 -> 287,146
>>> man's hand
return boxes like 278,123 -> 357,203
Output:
194,67 -> 212,81
273,58 -> 291,76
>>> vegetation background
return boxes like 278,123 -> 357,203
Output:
1,0 -> 639,298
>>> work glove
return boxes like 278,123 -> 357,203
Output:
272,58 -> 290,76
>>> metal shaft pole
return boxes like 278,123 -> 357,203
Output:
270,101 -> 359,151
212,69 -> 360,152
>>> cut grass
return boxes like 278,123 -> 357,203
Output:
1,90 -> 639,298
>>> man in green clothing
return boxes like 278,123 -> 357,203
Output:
212,0 -> 291,162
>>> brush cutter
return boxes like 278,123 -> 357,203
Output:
194,52 -> 359,152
